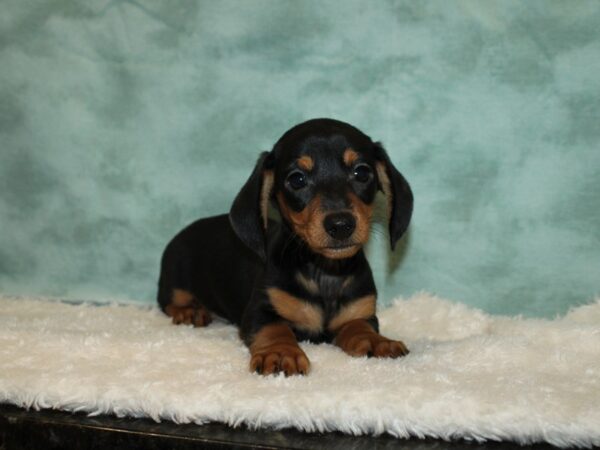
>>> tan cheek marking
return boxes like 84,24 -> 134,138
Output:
277,194 -> 330,250
295,272 -> 320,296
260,170 -> 274,229
277,192 -> 310,228
348,192 -> 374,244
297,155 -> 314,171
343,148 -> 360,167
376,162 -> 393,219
303,196 -> 329,248
328,295 -> 376,332
267,287 -> 323,333
171,289 -> 195,307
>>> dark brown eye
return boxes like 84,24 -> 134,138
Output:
286,171 -> 307,190
353,164 -> 372,183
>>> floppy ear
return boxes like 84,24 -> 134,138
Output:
229,151 -> 275,261
373,143 -> 414,251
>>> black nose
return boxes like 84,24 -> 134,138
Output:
323,213 -> 356,241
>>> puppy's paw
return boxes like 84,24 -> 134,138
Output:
250,344 -> 310,376
165,305 -> 212,327
342,332 -> 409,358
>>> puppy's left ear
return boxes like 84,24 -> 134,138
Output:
373,143 -> 414,251
229,151 -> 275,261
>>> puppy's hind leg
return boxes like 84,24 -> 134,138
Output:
163,288 -> 212,327
157,248 -> 213,327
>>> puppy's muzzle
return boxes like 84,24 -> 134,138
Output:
323,212 -> 356,241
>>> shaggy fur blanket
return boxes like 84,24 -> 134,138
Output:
1,294 -> 599,447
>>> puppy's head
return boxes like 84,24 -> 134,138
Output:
230,118 -> 413,261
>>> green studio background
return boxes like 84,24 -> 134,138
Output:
0,1 -> 598,317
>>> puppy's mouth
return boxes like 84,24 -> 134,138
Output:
318,243 -> 361,259
324,243 -> 359,250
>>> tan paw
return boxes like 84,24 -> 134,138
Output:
165,305 -> 212,327
345,333 -> 409,358
335,320 -> 409,358
250,344 -> 310,376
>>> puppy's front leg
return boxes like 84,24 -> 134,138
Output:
249,323 -> 310,376
333,319 -> 409,358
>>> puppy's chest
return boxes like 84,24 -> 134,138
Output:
292,271 -> 354,331
267,267 -> 372,341
297,270 -> 350,301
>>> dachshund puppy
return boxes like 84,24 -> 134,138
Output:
157,118 -> 413,376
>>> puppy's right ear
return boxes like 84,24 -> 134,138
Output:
373,143 -> 414,251
229,151 -> 275,262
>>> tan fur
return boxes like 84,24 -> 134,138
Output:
343,148 -> 359,166
249,323 -> 297,354
260,170 -> 274,229
165,304 -> 212,327
297,155 -> 314,171
328,295 -> 376,332
165,289 -> 211,327
249,323 -> 310,375
376,162 -> 393,220
267,287 -> 323,333
348,192 -> 374,247
277,193 -> 331,253
171,289 -> 194,307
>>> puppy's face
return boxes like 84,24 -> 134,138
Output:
230,118 -> 412,262
273,122 -> 380,259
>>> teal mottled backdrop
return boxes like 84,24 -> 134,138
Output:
1,1 -> 599,316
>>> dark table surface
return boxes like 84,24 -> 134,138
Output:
0,403 -> 587,450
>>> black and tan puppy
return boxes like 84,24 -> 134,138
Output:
157,118 -> 413,376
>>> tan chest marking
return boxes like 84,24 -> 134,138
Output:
328,295 -> 376,332
267,287 -> 324,333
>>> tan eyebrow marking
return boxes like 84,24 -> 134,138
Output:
328,294 -> 376,332
343,148 -> 360,167
267,287 -> 323,333
297,155 -> 314,171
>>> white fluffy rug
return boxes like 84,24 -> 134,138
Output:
1,293 -> 599,448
